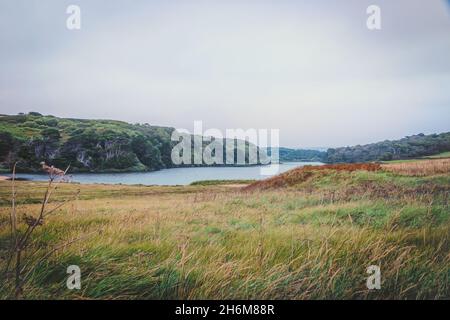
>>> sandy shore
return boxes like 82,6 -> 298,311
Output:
0,175 -> 10,181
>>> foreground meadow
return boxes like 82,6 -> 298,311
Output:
0,160 -> 449,299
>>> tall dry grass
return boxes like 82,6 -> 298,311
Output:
0,163 -> 89,298
382,158 -> 450,176
0,166 -> 449,299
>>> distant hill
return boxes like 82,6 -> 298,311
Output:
325,132 -> 450,163
0,113 -> 257,173
274,133 -> 450,164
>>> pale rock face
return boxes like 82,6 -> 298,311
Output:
76,151 -> 92,168
30,140 -> 59,160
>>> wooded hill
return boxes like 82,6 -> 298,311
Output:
0,113 -> 257,172
326,132 -> 450,163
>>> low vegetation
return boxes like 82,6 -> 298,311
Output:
382,158 -> 450,176
423,151 -> 450,159
0,160 -> 448,299
243,163 -> 381,191
190,180 -> 255,186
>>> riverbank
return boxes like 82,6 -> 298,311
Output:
10,162 -> 323,186
0,175 -> 30,181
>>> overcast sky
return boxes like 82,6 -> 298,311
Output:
1,0 -> 449,147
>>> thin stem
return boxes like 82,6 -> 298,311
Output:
14,250 -> 21,298
11,163 -> 17,245
3,163 -> 18,280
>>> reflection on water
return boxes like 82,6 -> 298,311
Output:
14,162 -> 323,186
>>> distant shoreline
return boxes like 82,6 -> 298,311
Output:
1,161 -> 317,175
9,162 -> 323,186
0,175 -> 31,181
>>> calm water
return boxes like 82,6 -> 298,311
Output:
14,162 -> 323,186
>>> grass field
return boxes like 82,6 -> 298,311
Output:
381,151 -> 450,164
423,151 -> 450,159
0,159 -> 449,299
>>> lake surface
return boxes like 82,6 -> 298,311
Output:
14,162 -> 323,186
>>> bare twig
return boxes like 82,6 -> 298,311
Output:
4,163 -> 78,298
2,163 -> 18,284
17,165 -> 70,252
11,163 -> 17,247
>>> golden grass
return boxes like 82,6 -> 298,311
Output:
0,167 -> 449,299
382,158 -> 450,176
244,163 -> 381,191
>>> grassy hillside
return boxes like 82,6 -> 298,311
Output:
0,159 -> 448,299
0,113 -> 175,173
0,113 -> 258,173
424,151 -> 450,159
